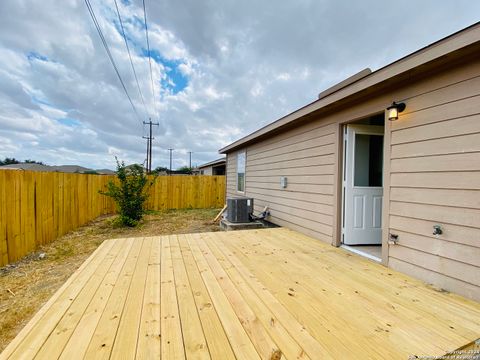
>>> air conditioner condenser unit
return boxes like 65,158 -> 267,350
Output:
226,198 -> 254,223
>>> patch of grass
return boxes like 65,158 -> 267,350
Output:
51,243 -> 75,260
0,208 -> 221,352
107,216 -> 126,228
144,209 -> 162,215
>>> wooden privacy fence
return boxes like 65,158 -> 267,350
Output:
144,175 -> 225,210
0,171 -> 225,266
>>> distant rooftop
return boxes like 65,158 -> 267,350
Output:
197,157 -> 226,169
0,163 -> 114,174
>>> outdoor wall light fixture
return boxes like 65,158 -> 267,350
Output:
387,101 -> 406,121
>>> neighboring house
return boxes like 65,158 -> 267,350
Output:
0,163 -> 114,174
95,168 -> 116,175
220,23 -> 480,301
153,169 -> 191,176
55,165 -> 93,173
196,157 -> 226,175
0,163 -> 51,172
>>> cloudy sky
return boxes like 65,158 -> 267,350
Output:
0,1 -> 478,170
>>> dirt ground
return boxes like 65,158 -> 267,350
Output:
0,208 -> 221,352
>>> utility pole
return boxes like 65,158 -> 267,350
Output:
143,119 -> 159,173
188,151 -> 193,169
143,137 -> 150,168
168,148 -> 174,175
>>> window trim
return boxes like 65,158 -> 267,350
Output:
236,151 -> 246,193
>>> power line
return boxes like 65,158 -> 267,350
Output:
84,0 -> 141,123
113,0 -> 148,118
142,0 -> 157,119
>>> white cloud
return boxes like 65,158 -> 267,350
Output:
250,82 -> 263,97
276,73 -> 291,81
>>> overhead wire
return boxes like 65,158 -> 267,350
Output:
84,0 -> 142,124
142,0 -> 157,119
112,0 -> 148,118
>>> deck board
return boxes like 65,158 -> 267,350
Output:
171,235 -> 210,359
136,237 -> 161,359
187,234 -> 261,360
84,237 -> 144,359
1,228 -> 479,360
178,235 -> 236,360
59,238 -> 135,359
111,237 -> 152,359
161,236 -> 185,360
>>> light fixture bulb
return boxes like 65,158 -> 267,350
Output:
388,107 -> 399,121
387,102 -> 406,121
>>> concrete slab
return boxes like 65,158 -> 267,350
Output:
219,219 -> 265,231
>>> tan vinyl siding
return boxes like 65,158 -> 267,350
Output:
387,60 -> 480,300
226,120 -> 337,244
226,153 -> 236,197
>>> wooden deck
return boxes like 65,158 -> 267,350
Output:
1,228 -> 479,359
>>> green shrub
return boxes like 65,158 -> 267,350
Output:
100,158 -> 155,227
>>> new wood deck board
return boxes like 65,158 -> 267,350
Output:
1,228 -> 479,360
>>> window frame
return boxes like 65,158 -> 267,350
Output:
236,151 -> 246,193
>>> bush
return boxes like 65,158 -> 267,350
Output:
100,159 -> 155,227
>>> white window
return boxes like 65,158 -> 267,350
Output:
237,151 -> 246,192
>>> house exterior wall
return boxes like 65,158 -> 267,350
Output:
201,166 -> 213,175
225,153 -> 235,194
385,60 -> 480,301
212,164 -> 226,176
198,164 -> 226,175
226,121 -> 337,242
225,57 -> 480,301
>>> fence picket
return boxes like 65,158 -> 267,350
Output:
0,172 -> 225,266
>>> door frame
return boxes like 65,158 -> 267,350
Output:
342,124 -> 384,245
333,111 -> 390,266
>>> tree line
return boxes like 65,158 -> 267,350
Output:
0,157 -> 45,166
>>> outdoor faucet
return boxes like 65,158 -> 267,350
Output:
388,233 -> 399,245
433,225 -> 443,236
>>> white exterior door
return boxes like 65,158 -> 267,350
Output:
343,125 -> 384,245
